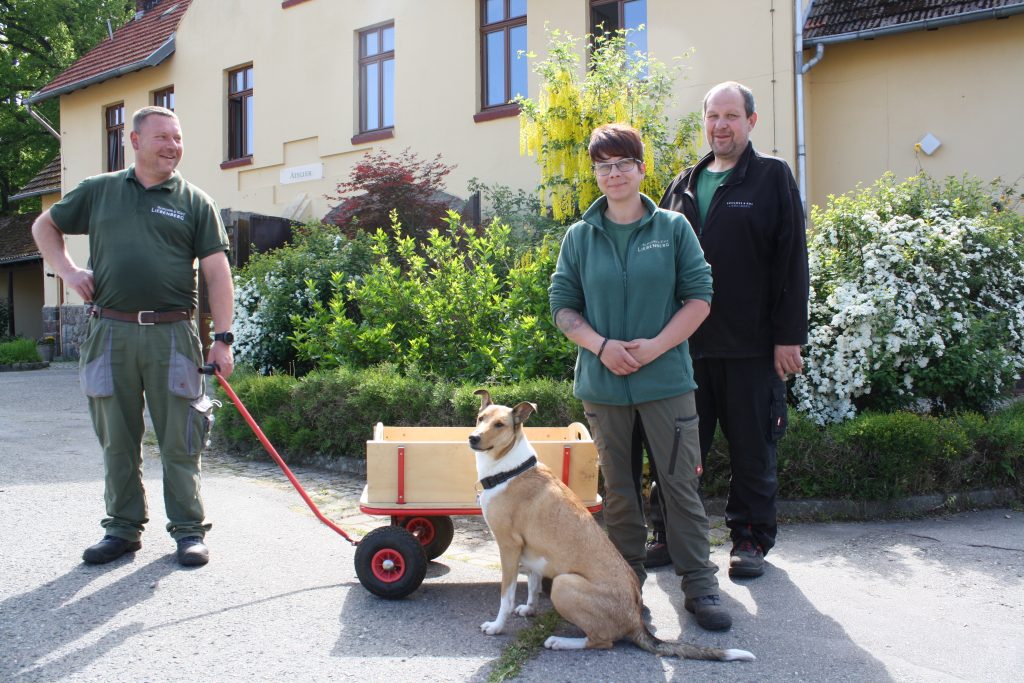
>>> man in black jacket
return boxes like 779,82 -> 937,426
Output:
654,81 -> 809,578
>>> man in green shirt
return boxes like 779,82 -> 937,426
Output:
32,106 -> 235,567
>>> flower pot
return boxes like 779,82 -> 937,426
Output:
36,344 -> 54,362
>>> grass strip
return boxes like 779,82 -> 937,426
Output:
487,609 -> 564,682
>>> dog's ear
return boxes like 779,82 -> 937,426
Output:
512,401 -> 537,426
474,389 -> 492,411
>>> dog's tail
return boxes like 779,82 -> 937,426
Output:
629,627 -> 755,662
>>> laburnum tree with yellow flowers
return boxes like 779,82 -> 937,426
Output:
515,26 -> 702,222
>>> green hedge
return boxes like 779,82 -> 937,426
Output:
0,337 -> 41,364
213,366 -> 1023,502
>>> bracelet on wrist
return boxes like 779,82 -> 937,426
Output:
596,337 -> 609,359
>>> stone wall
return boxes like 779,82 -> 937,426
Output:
45,304 -> 90,360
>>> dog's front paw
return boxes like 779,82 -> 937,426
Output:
481,620 -> 505,635
514,604 -> 537,617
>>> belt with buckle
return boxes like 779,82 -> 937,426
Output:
89,306 -> 192,325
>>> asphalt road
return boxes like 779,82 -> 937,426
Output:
2,363 -> 1022,682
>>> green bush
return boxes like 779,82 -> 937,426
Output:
213,369 -> 1024,502
794,174 -> 1024,424
831,412 -> 972,500
233,221 -> 373,374
215,366 -> 581,462
0,337 -> 40,364
290,213 -> 576,383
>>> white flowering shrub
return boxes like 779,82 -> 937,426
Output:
794,174 -> 1024,424
232,222 -> 372,374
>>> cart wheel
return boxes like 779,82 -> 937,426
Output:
399,516 -> 455,560
354,526 -> 427,599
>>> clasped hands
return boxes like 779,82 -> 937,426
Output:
599,338 -> 662,376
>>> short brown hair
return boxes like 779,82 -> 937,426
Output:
132,106 -> 178,133
588,123 -> 644,162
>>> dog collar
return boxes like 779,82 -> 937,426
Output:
479,456 -> 537,490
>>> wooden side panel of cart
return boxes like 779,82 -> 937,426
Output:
360,422 -> 601,513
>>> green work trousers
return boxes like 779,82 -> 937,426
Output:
79,316 -> 214,542
583,392 -> 719,598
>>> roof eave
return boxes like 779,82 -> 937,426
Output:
0,254 -> 43,266
8,186 -> 61,202
25,33 -> 176,105
805,4 -> 1024,46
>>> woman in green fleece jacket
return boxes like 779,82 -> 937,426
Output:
548,123 -> 735,632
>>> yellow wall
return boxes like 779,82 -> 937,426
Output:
805,14 -> 1024,211
47,0 -> 800,307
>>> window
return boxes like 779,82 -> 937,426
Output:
153,86 -> 175,111
590,0 -> 647,56
105,104 -> 124,172
358,23 -> 394,134
228,65 -> 254,160
480,0 -> 527,111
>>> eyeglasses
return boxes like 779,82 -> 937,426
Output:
592,158 -> 642,176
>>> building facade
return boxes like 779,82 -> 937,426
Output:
14,0 -> 1024,354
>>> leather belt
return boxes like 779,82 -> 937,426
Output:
90,306 -> 192,325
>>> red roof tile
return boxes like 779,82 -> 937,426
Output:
28,0 -> 192,103
9,156 -> 62,202
804,0 -> 1024,43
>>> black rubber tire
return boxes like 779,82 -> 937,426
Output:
354,526 -> 427,599
399,515 -> 455,560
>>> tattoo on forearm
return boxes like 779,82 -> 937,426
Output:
555,308 -> 586,335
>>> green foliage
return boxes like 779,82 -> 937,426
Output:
0,337 -> 39,364
233,221 -> 373,374
516,26 -> 702,221
466,177 -> 563,249
0,301 -> 10,339
215,366 -> 581,462
214,366 -> 1024,503
290,212 -> 576,383
487,609 -> 563,683
1,0 -> 135,214
795,173 -> 1024,423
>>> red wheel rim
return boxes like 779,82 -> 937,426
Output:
404,517 -> 436,545
371,548 -> 406,583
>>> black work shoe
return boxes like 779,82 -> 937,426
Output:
729,540 -> 765,578
643,537 -> 671,569
684,594 -> 733,631
176,536 -> 209,566
82,535 -> 141,564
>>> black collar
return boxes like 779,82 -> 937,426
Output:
479,456 -> 537,490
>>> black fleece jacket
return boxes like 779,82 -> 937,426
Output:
659,142 -> 809,359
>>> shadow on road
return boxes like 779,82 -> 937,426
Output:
653,561 -> 895,682
0,558 -> 177,682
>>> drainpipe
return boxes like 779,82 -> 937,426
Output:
25,102 -> 61,140
795,0 -> 824,214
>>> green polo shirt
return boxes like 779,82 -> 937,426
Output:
50,166 -> 229,312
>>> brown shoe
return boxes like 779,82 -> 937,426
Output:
729,540 -> 765,578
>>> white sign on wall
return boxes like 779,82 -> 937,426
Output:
280,163 -> 324,185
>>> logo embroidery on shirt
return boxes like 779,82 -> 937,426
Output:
152,206 -> 186,221
637,239 -> 670,253
724,200 -> 754,209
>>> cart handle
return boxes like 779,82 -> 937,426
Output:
200,364 -> 358,546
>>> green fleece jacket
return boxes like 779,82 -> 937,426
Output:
549,194 -> 713,406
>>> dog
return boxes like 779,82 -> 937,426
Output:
468,389 -> 754,662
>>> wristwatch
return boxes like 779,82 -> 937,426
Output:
213,331 -> 234,345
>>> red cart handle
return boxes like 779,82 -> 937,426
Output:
200,364 -> 358,545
